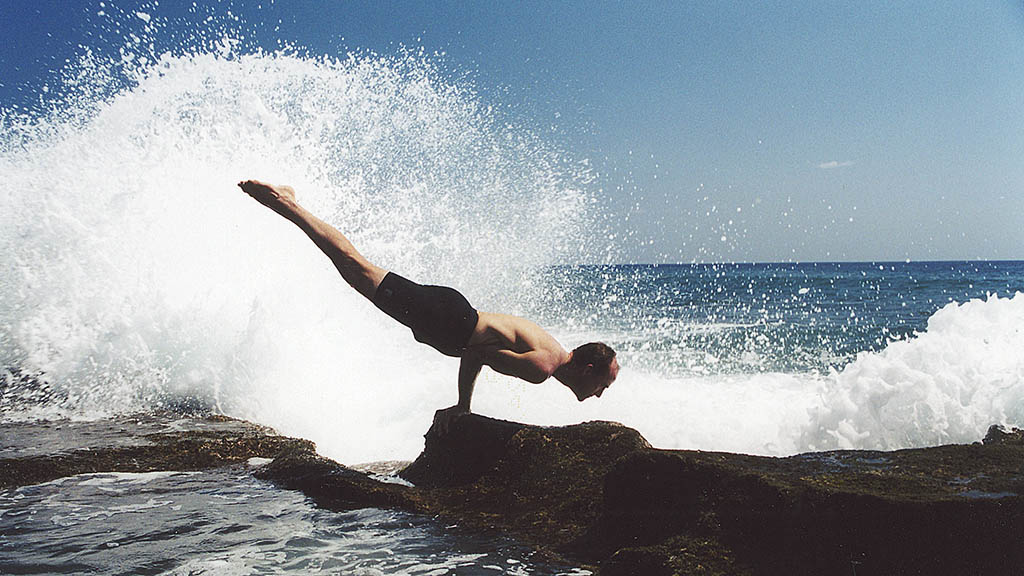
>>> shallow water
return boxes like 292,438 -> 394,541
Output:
0,467 -> 589,575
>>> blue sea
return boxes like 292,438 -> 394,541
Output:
544,260 -> 1024,375
2,10 -> 1023,574
535,261 -> 1024,455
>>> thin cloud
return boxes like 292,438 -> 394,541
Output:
818,160 -> 855,169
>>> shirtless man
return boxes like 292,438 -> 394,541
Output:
238,180 -> 619,433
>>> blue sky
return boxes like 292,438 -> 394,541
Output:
2,0 -> 1023,262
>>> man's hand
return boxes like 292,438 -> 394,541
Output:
432,405 -> 470,435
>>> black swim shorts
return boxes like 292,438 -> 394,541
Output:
372,272 -> 479,357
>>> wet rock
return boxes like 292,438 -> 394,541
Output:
597,445 -> 1024,575
394,415 -> 1024,575
0,414 -> 310,489
252,443 -> 422,512
400,413 -> 527,487
409,418 -> 651,555
5,413 -> 1023,575
983,424 -> 1024,446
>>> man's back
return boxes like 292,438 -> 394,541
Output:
466,312 -> 569,384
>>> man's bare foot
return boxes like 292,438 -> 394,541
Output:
238,180 -> 298,215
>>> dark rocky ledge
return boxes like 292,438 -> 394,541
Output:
0,414 -> 311,489
3,414 -> 1023,575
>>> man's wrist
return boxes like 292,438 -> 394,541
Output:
278,197 -> 303,218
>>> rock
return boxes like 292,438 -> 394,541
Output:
983,424 -> 1024,445
0,413 -> 310,489
408,418 -> 651,559
599,446 -> 1024,575
0,413 -> 422,513
5,413 -> 1024,575
394,415 -> 1024,575
253,443 -> 422,512
400,413 -> 526,487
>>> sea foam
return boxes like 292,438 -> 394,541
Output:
801,292 -> 1024,451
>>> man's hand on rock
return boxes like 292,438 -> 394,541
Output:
433,405 -> 470,435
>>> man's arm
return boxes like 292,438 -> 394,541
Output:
483,349 -> 560,384
456,353 -> 483,410
433,354 -> 483,434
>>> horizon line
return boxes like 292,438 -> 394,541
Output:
559,258 -> 1024,267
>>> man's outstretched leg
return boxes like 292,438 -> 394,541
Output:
238,180 -> 386,300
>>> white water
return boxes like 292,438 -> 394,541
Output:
555,292 -> 1024,457
802,293 -> 1024,451
3,30 -> 1023,463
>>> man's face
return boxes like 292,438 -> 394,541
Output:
574,357 -> 619,401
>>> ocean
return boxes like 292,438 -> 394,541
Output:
2,11 -> 1024,574
533,261 -> 1024,455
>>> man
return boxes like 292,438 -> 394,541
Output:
238,180 -> 619,433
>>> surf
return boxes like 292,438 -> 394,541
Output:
539,290 -> 1024,457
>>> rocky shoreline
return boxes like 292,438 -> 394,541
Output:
3,414 -> 1023,575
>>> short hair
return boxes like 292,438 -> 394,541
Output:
570,342 -> 616,373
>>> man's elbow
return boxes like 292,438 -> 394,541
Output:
524,370 -> 549,384
527,354 -> 560,383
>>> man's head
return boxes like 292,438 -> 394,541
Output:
565,342 -> 618,401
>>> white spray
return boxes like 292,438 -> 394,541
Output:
1,41 -> 589,462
